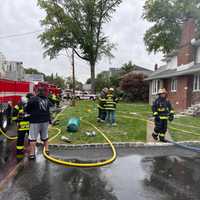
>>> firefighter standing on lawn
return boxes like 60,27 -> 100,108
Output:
105,88 -> 118,126
97,88 -> 108,122
152,88 -> 175,142
13,93 -> 33,159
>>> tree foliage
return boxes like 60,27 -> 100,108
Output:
120,73 -> 149,102
37,0 -> 122,92
24,67 -> 67,89
65,76 -> 83,90
121,61 -> 136,74
143,0 -> 200,54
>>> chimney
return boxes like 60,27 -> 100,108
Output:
177,18 -> 197,66
154,64 -> 158,71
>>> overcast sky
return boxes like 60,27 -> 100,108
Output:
0,0 -> 163,83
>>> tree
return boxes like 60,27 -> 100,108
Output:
65,76 -> 83,90
25,67 -> 67,89
121,61 -> 136,75
95,71 -> 111,92
120,73 -> 149,102
38,0 -> 122,92
143,0 -> 200,54
24,67 -> 45,76
45,74 -> 66,89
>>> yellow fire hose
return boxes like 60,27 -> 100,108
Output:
1,108 -> 200,167
120,115 -> 200,137
0,128 -> 17,140
0,106 -> 117,167
43,120 -> 117,167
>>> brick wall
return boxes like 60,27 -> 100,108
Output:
177,18 -> 197,66
164,76 -> 192,112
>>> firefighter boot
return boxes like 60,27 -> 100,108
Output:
152,132 -> 158,141
159,134 -> 167,143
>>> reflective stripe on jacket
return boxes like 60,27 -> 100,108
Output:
152,97 -> 174,120
105,94 -> 116,111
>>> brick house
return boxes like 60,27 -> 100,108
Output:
147,18 -> 200,112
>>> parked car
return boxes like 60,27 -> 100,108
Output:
75,91 -> 97,100
63,89 -> 72,100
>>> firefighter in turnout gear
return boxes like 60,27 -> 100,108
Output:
13,94 -> 33,159
97,88 -> 108,122
152,88 -> 175,142
105,88 -> 118,126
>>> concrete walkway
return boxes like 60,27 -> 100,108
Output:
146,120 -> 172,143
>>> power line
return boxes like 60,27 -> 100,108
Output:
0,30 -> 43,39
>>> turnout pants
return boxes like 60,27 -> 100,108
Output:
16,130 -> 28,158
98,108 -> 106,121
154,118 -> 168,140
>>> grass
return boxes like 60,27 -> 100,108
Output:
49,101 -> 150,144
49,101 -> 200,144
169,116 -> 200,141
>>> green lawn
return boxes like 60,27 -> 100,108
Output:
49,101 -> 200,144
49,101 -> 150,144
169,116 -> 200,141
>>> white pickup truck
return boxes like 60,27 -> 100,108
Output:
75,91 -> 97,100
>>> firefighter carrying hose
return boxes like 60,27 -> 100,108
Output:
13,93 -> 33,159
152,88 -> 175,142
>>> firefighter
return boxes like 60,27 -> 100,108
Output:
13,94 -> 33,159
152,88 -> 175,142
55,94 -> 61,108
48,92 -> 58,107
97,88 -> 108,122
105,88 -> 118,126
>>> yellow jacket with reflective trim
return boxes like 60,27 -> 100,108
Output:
105,94 -> 117,111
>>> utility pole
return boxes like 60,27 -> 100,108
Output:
71,48 -> 76,106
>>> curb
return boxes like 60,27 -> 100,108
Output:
37,141 -> 200,150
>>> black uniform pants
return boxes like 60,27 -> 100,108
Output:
16,130 -> 28,158
154,118 -> 168,136
98,108 -> 106,121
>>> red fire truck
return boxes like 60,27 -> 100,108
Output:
0,79 -> 61,131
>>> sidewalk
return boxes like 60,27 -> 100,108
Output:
146,120 -> 172,143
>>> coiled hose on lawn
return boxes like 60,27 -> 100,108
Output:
43,120 -> 117,167
0,107 -> 117,167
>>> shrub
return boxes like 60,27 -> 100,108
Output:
120,73 -> 149,102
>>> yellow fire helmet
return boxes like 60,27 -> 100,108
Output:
109,88 -> 114,92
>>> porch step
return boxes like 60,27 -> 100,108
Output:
183,104 -> 200,116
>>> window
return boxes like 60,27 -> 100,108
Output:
152,80 -> 160,95
171,79 -> 177,92
193,75 -> 200,91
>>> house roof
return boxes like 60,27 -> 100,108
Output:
146,63 -> 200,81
121,66 -> 153,79
133,65 -> 153,72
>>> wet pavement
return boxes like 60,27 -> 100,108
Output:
0,143 -> 200,200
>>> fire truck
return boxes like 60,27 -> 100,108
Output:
0,79 -> 61,131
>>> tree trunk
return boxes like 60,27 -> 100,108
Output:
90,62 -> 96,93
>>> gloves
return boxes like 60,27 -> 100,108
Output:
169,114 -> 174,122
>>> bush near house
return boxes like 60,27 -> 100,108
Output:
120,73 -> 149,102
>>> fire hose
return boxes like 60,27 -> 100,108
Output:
120,115 -> 200,153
